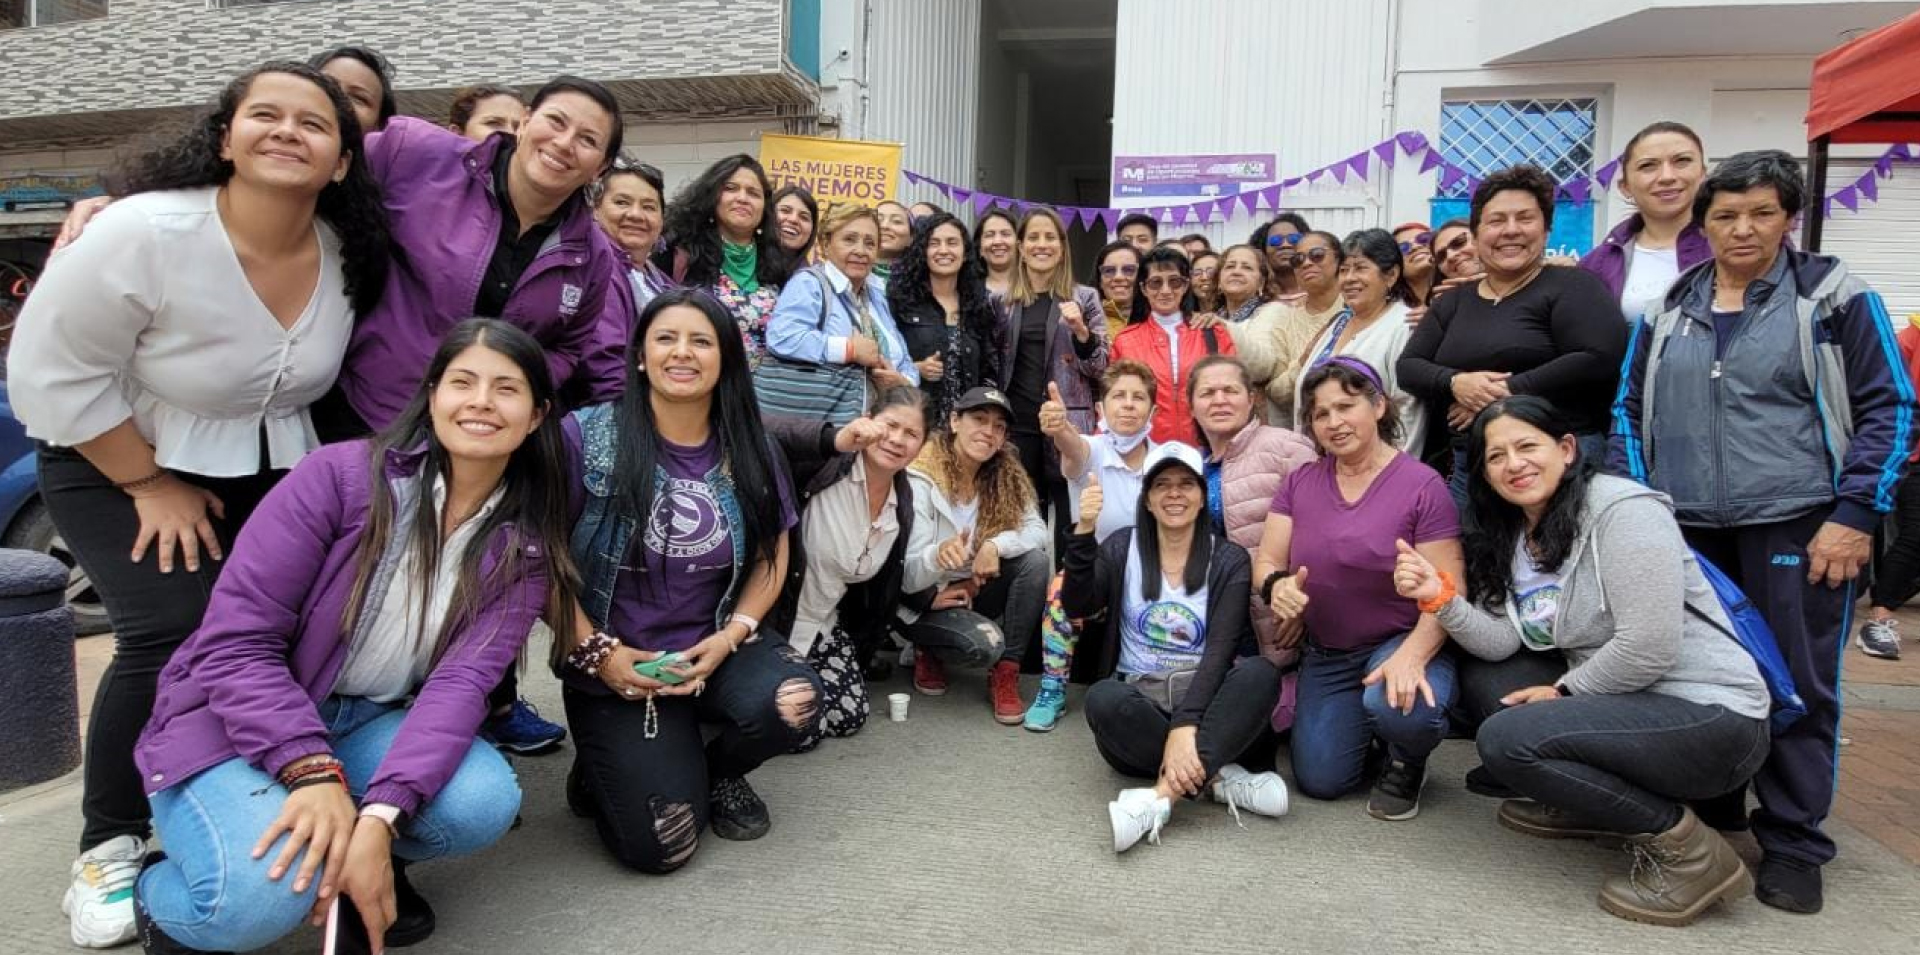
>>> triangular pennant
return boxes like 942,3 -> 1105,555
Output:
1215,197 -> 1239,219
1349,152 -> 1370,181
950,187 -> 972,205
1097,208 -> 1120,231
1396,131 -> 1427,156
1875,155 -> 1895,177
932,182 -> 954,201
1374,141 -> 1398,167
972,192 -> 996,214
1859,174 -> 1879,203
1565,178 -> 1591,204
1595,160 -> 1620,190
1309,168 -> 1329,184
1823,198 -> 1836,218
1891,143 -> 1914,161
1438,164 -> 1466,190
1419,151 -> 1443,174
902,170 -> 924,186
1239,192 -> 1262,215
1171,205 -> 1192,226
1834,186 -> 1859,213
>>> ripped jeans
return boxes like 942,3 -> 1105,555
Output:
563,636 -> 822,874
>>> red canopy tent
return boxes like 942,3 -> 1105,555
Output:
1803,10 -> 1920,250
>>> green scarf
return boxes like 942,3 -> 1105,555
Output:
721,240 -> 760,294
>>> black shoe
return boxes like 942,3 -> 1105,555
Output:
1367,759 -> 1428,821
1464,764 -> 1518,799
134,858 -> 231,955
566,763 -> 598,819
709,776 -> 772,841
1755,855 -> 1824,914
383,859 -> 436,948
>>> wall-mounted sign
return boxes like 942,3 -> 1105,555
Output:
1112,153 -> 1277,199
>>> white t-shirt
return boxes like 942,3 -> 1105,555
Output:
1618,242 -> 1681,325
1153,312 -> 1184,382
1116,540 -> 1210,676
1511,536 -> 1565,651
950,497 -> 981,538
1066,432 -> 1153,543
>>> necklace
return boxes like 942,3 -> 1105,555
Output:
1485,262 -> 1545,305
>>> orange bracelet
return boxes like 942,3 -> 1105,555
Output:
1417,570 -> 1458,615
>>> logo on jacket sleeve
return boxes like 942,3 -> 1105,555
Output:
559,283 -> 584,317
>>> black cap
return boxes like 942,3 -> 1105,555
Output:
953,385 -> 1014,420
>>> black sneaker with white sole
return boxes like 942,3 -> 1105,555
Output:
709,776 -> 772,841
1368,758 -> 1428,821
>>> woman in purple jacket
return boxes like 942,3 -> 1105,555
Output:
1577,121 -> 1713,324
130,320 -> 577,954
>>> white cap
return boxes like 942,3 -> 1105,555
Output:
1141,441 -> 1206,483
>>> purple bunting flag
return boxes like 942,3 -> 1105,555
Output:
902,170 -> 923,186
1349,152 -> 1370,181
1262,185 -> 1284,209
1834,186 -> 1859,213
1565,178 -> 1591,204
1419,151 -> 1443,174
1097,209 -> 1120,231
950,187 -> 972,205
973,192 -> 996,215
1595,161 -> 1620,190
1172,205 -> 1192,226
1892,144 -> 1913,161
1438,164 -> 1466,190
1374,141 -> 1398,167
1859,174 -> 1878,204
1397,131 -> 1428,156
1215,197 -> 1239,219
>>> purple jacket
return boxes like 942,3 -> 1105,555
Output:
134,441 -> 552,818
1577,214 -> 1712,303
342,118 -> 629,430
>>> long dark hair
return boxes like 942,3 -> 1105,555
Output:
1340,228 -> 1416,307
887,212 -> 1002,375
656,155 -> 789,288
339,319 -> 579,671
107,62 -> 391,317
308,46 -> 397,128
1135,465 -> 1217,600
1462,396 -> 1595,611
971,208 -> 1019,273
527,75 -> 625,170
615,288 -> 785,570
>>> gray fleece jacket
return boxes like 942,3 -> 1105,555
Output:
1439,474 -> 1769,719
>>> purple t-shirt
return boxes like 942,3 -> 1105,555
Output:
1269,453 -> 1458,651
608,434 -> 796,652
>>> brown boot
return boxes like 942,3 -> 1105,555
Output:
1498,800 -> 1624,846
1599,807 -> 1753,927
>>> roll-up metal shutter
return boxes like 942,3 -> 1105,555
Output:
1822,157 -> 1920,322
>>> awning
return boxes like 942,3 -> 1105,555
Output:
1806,9 -> 1920,144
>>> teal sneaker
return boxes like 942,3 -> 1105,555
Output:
1023,678 -> 1067,732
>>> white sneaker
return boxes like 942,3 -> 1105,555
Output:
63,835 -> 144,948
1211,763 -> 1290,826
1108,788 -> 1170,853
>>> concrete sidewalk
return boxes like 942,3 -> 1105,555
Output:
4,643 -> 1918,955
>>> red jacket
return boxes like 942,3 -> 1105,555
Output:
1111,316 -> 1238,444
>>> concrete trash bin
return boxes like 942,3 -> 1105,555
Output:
0,546 -> 82,792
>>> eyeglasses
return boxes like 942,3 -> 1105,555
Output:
1144,276 -> 1190,291
1283,247 -> 1335,268
1397,232 -> 1433,254
1265,232 -> 1305,249
1191,265 -> 1218,278
1099,264 -> 1139,279
1434,232 -> 1472,261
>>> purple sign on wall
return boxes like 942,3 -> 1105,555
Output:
1112,153 -> 1277,198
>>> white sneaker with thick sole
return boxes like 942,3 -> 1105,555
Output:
1108,788 -> 1170,853
1211,763 -> 1290,826
64,834 -> 145,948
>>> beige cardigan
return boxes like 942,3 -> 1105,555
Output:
1230,299 -> 1342,426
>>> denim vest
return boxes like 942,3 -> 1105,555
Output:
568,404 -> 748,633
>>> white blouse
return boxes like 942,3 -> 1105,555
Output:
6,186 -> 352,477
790,462 -> 900,655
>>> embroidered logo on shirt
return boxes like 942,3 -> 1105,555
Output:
559,283 -> 584,317
644,478 -> 726,561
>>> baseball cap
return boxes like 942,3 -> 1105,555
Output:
953,385 -> 1014,421
1141,441 -> 1206,484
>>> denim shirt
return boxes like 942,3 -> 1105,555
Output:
567,403 -> 748,636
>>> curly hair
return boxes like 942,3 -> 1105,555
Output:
1470,164 -> 1558,232
887,212 -> 1002,364
107,62 -> 391,317
911,421 -> 1036,545
656,154 -> 791,289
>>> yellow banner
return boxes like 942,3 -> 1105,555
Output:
759,133 -> 902,207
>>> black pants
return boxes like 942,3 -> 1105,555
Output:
1872,474 -> 1920,610
37,445 -> 282,851
562,637 -> 822,874
1478,692 -> 1771,834
1084,656 -> 1281,782
1451,650 -> 1568,736
901,550 -> 1049,666
1010,430 -> 1071,565
1686,509 -> 1851,866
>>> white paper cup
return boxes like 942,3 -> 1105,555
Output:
888,692 -> 910,722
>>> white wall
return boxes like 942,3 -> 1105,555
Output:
864,0 -> 981,208
624,119 -> 792,200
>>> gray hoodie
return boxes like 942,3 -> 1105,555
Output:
1439,474 -> 1769,720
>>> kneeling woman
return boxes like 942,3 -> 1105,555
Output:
558,289 -> 821,875
132,320 -> 574,952
1253,358 -> 1463,821
1064,444 -> 1287,852
1396,396 -> 1768,926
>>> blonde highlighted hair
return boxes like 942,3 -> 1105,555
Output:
910,426 -> 1035,545
815,203 -> 880,249
1009,207 -> 1078,306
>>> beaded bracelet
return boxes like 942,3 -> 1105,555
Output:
567,631 -> 620,676
276,754 -> 342,788
113,469 -> 168,493
285,763 -> 348,792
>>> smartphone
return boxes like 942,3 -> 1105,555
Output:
632,651 -> 688,685
322,897 -> 372,955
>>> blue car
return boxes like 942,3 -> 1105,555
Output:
1,374 -> 112,634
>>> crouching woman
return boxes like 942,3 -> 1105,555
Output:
1399,396 -> 1770,926
131,319 -> 575,952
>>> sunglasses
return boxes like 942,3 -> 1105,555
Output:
1398,232 -> 1434,254
1434,232 -> 1472,261
1283,247 -> 1335,268
1265,232 -> 1305,249
1144,276 -> 1190,291
609,155 -> 663,180
1099,263 -> 1139,279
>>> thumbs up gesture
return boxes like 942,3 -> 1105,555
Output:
1076,472 -> 1104,533
1039,381 -> 1071,437
937,526 -> 975,573
1392,538 -> 1443,602
1268,565 -> 1310,624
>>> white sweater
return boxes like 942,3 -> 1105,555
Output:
1291,300 -> 1426,459
6,187 -> 352,477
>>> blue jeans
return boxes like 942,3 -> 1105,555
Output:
1291,633 -> 1457,800
138,697 -> 520,952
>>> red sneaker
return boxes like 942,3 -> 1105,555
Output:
913,651 -> 948,696
989,660 -> 1024,725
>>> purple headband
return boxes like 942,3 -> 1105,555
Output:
1320,355 -> 1387,394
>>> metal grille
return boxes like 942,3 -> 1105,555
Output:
1438,98 -> 1598,197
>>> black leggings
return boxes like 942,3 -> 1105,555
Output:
563,637 -> 822,874
1084,656 -> 1281,782
37,445 -> 281,852
1873,474 -> 1920,610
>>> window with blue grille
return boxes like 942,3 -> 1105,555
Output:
1438,98 -> 1598,197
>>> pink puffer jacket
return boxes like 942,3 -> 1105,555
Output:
1215,420 -> 1318,664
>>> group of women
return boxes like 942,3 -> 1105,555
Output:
6,49 -> 1906,953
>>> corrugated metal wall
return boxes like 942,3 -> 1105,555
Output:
1826,159 -> 1920,321
1111,0 -> 1392,245
865,0 -> 981,207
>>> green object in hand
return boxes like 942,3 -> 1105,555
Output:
633,651 -> 688,685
